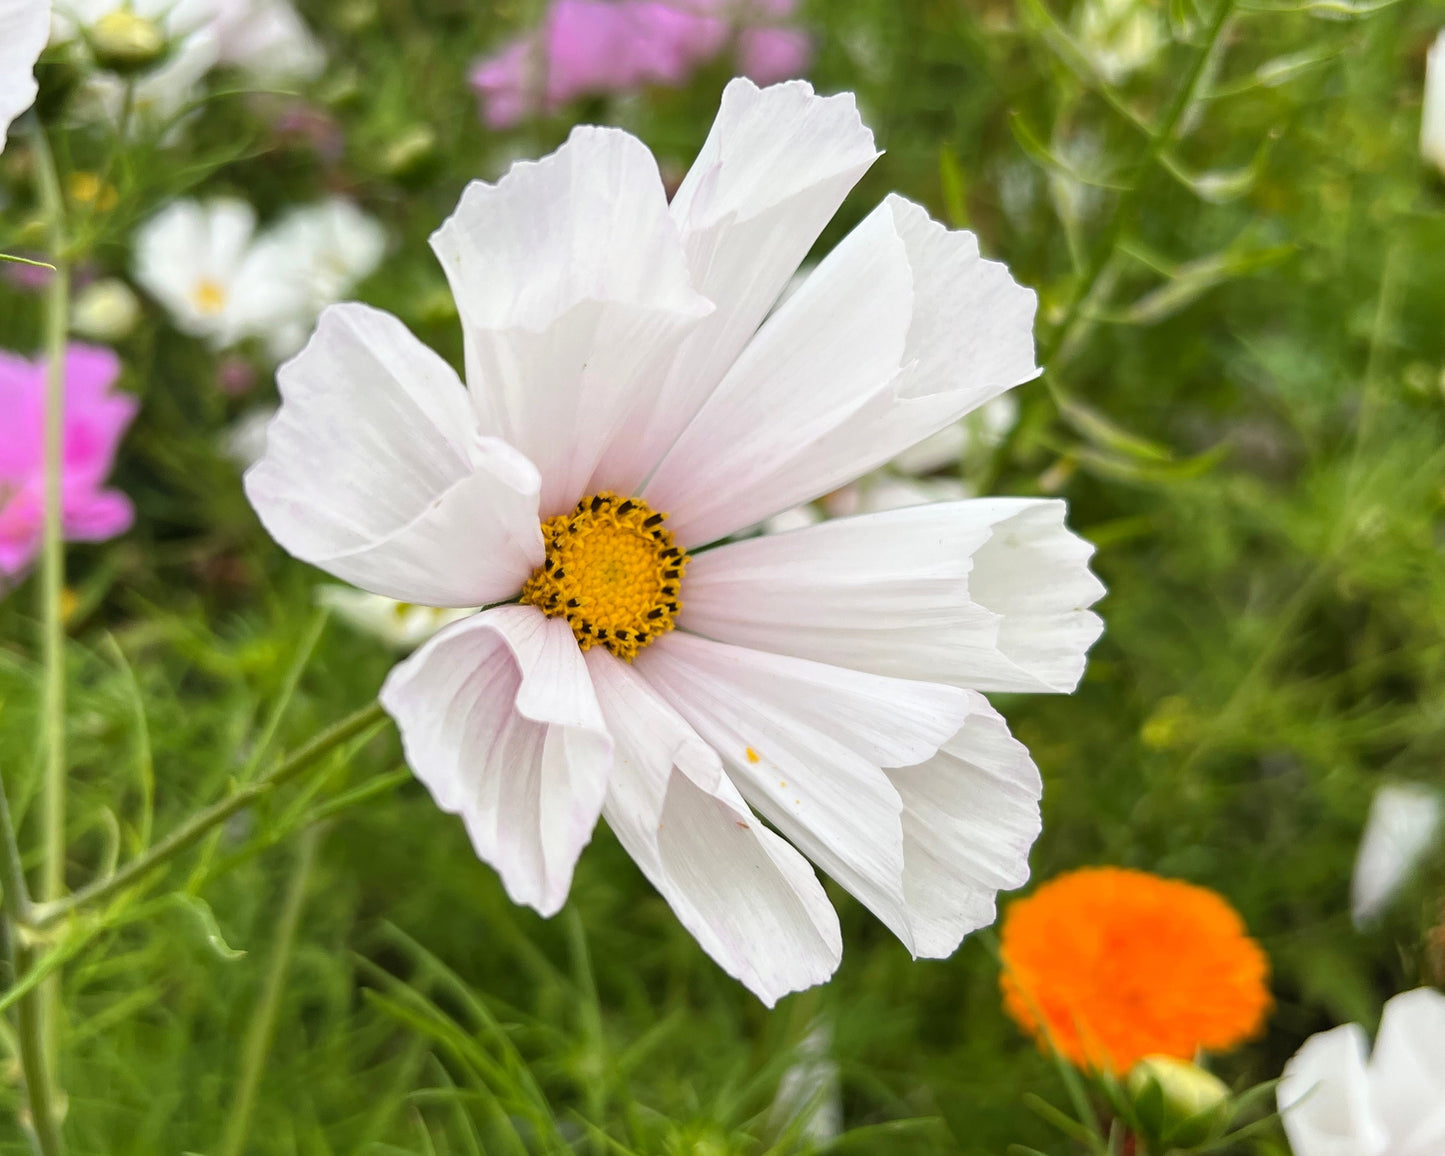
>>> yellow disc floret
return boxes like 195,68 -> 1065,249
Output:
520,492 -> 688,661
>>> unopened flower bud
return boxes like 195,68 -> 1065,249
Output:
1127,1056 -> 1230,1148
378,124 -> 438,183
89,9 -> 167,75
71,279 -> 141,342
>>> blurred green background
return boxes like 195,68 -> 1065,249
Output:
3,0 -> 1445,1151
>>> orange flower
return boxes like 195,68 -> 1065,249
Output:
999,867 -> 1271,1071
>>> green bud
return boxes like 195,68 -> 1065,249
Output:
377,124 -> 439,183
1126,1056 -> 1231,1149
89,9 -> 167,75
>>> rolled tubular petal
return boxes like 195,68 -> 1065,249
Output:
682,498 -> 1104,693
430,125 -> 713,515
380,605 -> 613,917
589,77 -> 879,495
586,650 -> 841,1005
637,631 -> 973,954
1279,1024 -> 1391,1156
245,303 -> 544,607
1368,988 -> 1445,1156
887,695 -> 1042,958
647,194 -> 1040,546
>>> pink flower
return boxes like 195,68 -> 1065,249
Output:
0,345 -> 137,582
470,0 -> 812,129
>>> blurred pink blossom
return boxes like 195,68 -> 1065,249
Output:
0,345 -> 137,582
471,0 -> 811,129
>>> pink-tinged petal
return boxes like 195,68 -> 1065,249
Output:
60,345 -> 136,487
887,696 -> 1041,958
0,488 -> 40,578
682,499 -> 1103,693
591,78 -> 878,495
244,303 -> 543,607
1368,988 -> 1445,1156
62,487 -> 134,542
1278,1024 -> 1390,1156
470,38 -> 537,128
0,351 -> 42,480
586,649 -> 840,1004
636,631 -> 972,954
380,605 -> 613,917
648,195 -> 1039,546
736,26 -> 812,84
431,126 -> 712,516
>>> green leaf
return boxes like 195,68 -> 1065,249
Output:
169,892 -> 246,961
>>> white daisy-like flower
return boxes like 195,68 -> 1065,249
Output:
245,79 -> 1105,1004
132,197 -> 309,349
1351,782 -> 1442,928
318,587 -> 476,652
1424,31 -> 1445,176
249,197 -> 387,360
0,0 -> 51,153
1278,987 -> 1445,1156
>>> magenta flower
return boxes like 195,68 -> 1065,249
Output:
0,345 -> 137,582
470,0 -> 812,129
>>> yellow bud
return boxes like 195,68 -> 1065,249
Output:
1126,1056 -> 1230,1148
89,9 -> 167,74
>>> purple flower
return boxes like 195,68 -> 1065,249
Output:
0,345 -> 137,582
470,0 -> 812,129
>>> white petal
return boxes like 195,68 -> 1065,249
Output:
1278,1024 -> 1390,1156
0,0 -> 49,153
682,499 -> 1104,694
586,650 -> 840,1005
244,303 -> 543,606
133,198 -> 258,343
1368,988 -> 1445,1156
588,77 -> 879,495
1350,783 -> 1443,927
1422,31 -> 1445,175
430,126 -> 713,515
379,605 -> 612,916
646,195 -> 1039,546
636,631 -> 973,954
886,695 -> 1042,958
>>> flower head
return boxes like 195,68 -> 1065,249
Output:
1278,987 -> 1445,1156
0,0 -> 51,152
1000,867 -> 1271,1069
0,344 -> 137,583
471,0 -> 811,129
245,79 -> 1104,1004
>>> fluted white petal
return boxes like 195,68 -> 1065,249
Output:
1278,1024 -> 1390,1156
245,304 -> 542,606
1351,782 -> 1443,927
379,605 -> 612,917
586,650 -> 841,1005
887,695 -> 1042,958
1368,988 -> 1445,1156
647,194 -> 1039,546
589,77 -> 879,495
682,499 -> 1103,693
431,125 -> 713,516
0,0 -> 49,153
637,631 -> 973,953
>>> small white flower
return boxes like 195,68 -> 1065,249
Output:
1351,782 -> 1442,928
0,0 -> 51,153
1076,0 -> 1164,84
1278,987 -> 1445,1156
249,197 -> 387,359
1424,31 -> 1445,176
318,587 -> 476,651
245,79 -> 1105,1004
71,277 -> 142,341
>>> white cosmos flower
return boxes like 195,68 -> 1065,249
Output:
244,78 -> 1105,1005
0,0 -> 51,153
1278,987 -> 1445,1156
1351,782 -> 1442,928
1424,31 -> 1445,176
133,197 -> 304,347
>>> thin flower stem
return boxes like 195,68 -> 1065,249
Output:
0,774 -> 66,1156
25,701 -> 387,931
218,825 -> 322,1156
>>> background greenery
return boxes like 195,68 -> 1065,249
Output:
2,0 -> 1444,1151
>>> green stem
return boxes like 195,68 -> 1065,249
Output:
0,774 -> 66,1156
218,825 -> 321,1156
26,701 -> 387,931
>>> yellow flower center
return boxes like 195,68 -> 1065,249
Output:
191,278 -> 228,316
520,492 -> 687,661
